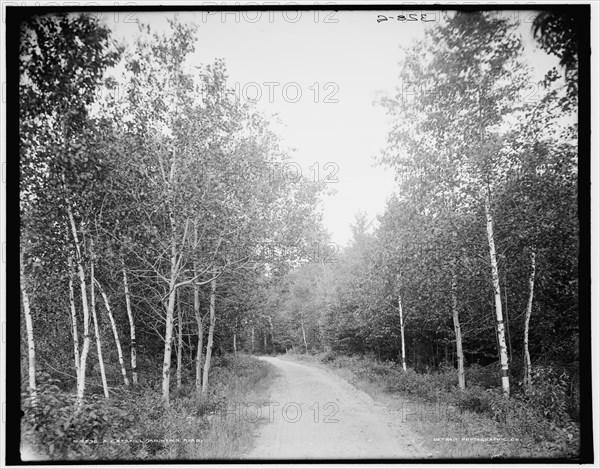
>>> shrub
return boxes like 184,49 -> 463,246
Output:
464,363 -> 499,389
429,365 -> 459,393
528,366 -> 570,419
21,374 -> 138,460
321,349 -> 337,363
450,385 -> 494,415
22,354 -> 277,460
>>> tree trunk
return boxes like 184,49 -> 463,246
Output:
95,279 -> 130,387
122,262 -> 138,385
162,280 -> 177,405
492,294 -> 501,361
67,206 -> 91,403
398,295 -> 407,372
504,268 -> 512,363
523,248 -> 536,392
176,289 -> 183,389
67,256 -> 81,384
20,253 -> 37,404
267,315 -> 274,352
202,275 -> 217,396
251,326 -> 255,353
233,331 -> 237,355
188,338 -> 194,373
90,248 -> 109,398
301,317 -> 308,354
485,195 -> 510,397
75,258 -> 91,403
193,226 -> 204,396
451,272 -> 465,390
194,275 -> 204,397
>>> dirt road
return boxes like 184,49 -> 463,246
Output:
247,357 -> 429,460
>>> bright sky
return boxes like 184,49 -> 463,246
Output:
105,9 -> 556,247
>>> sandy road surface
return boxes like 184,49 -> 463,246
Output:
247,357 -> 429,460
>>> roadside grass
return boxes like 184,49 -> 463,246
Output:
282,351 -> 580,460
21,354 -> 277,461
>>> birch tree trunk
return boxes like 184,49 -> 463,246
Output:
194,280 -> 204,396
90,249 -> 109,398
75,259 -> 91,403
523,248 -> 536,392
95,279 -> 130,386
301,317 -> 308,354
398,295 -> 407,372
160,146 -> 181,406
67,205 -> 91,403
20,253 -> 37,404
451,272 -> 465,390
122,262 -> 138,385
202,275 -> 217,396
176,289 -> 183,389
68,256 -> 81,384
485,195 -> 510,397
193,226 -> 204,396
504,269 -> 512,363
251,326 -> 255,353
233,331 -> 237,355
162,278 -> 177,405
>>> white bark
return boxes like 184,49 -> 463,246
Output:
90,251 -> 109,398
523,248 -> 536,392
122,263 -> 138,385
194,277 -> 204,396
451,273 -> 465,390
159,147 -> 177,405
485,195 -> 510,397
161,281 -> 177,404
176,290 -> 183,388
202,275 -> 217,396
193,226 -> 203,396
67,205 -> 91,403
67,256 -> 81,383
20,253 -> 37,404
95,279 -> 130,387
301,317 -> 308,354
398,295 -> 407,372
161,190 -> 182,405
504,271 -> 512,363
75,260 -> 91,402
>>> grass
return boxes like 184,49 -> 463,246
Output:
20,354 -> 278,461
282,351 -> 580,460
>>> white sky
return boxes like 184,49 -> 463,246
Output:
105,9 -> 557,247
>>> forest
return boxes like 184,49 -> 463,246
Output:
13,7 -> 587,462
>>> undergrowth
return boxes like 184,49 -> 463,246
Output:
285,351 -> 580,459
20,354 -> 276,461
